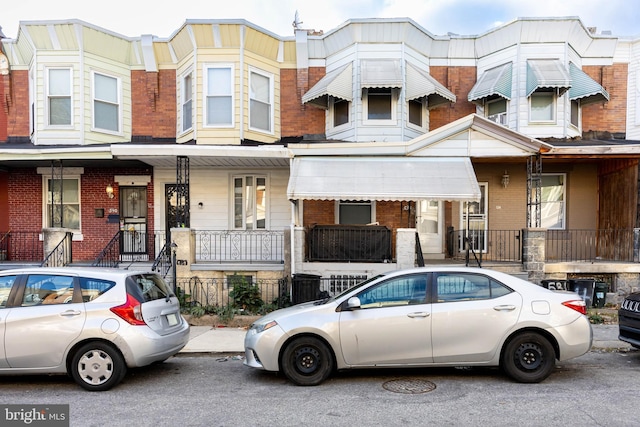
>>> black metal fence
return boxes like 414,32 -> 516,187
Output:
546,229 -> 636,262
0,231 -> 43,262
447,229 -> 522,262
307,225 -> 392,262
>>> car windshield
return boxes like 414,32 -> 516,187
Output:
320,274 -> 386,304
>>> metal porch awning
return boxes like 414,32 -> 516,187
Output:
287,157 -> 480,201
526,59 -> 571,97
406,63 -> 456,109
301,63 -> 353,109
468,62 -> 513,103
569,63 -> 610,105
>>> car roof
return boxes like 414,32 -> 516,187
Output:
0,266 -> 154,280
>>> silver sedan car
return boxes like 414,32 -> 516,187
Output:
244,267 -> 592,385
0,267 -> 189,391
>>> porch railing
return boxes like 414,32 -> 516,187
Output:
447,229 -> 522,263
546,229 -> 636,262
306,225 -> 392,262
41,232 -> 73,267
0,231 -> 43,262
195,230 -> 285,264
92,231 -> 167,268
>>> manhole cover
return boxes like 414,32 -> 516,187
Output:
382,378 -> 437,394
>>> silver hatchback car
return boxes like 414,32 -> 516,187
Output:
245,267 -> 592,385
0,267 -> 189,391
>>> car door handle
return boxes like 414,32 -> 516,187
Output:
407,312 -> 430,318
493,305 -> 516,312
60,310 -> 82,317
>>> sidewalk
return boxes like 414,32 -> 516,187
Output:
178,324 -> 634,354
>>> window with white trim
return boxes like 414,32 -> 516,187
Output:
408,98 -> 425,128
233,175 -> 267,230
331,98 -> 349,128
570,100 -> 580,127
47,68 -> 72,126
540,174 -> 566,229
92,72 -> 120,132
338,200 -> 374,225
487,98 -> 507,125
530,91 -> 555,122
249,69 -> 273,133
181,72 -> 193,132
205,65 -> 233,127
364,88 -> 396,123
44,177 -> 81,230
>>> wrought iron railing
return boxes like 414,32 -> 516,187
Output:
92,231 -> 121,268
546,229 -> 636,262
151,241 -> 172,278
447,229 -> 522,263
40,232 -> 73,267
306,225 -> 392,262
195,230 -> 285,264
0,231 -> 43,262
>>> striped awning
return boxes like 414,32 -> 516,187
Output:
406,62 -> 456,109
468,62 -> 513,103
301,63 -> 353,109
526,59 -> 571,97
361,59 -> 403,88
569,63 -> 610,105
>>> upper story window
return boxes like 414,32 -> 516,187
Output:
92,72 -> 120,133
181,72 -> 193,132
530,91 -> 555,123
205,65 -> 233,127
364,88 -> 395,122
249,69 -> 274,133
487,98 -> 507,125
570,100 -> 580,127
47,68 -> 72,126
540,174 -> 566,229
233,175 -> 267,230
331,98 -> 349,128
408,98 -> 425,128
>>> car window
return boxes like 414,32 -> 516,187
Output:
126,274 -> 171,302
0,275 -> 17,308
356,274 -> 427,308
22,275 -> 75,306
79,277 -> 116,302
435,273 -> 511,302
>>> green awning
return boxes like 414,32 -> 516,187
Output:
526,59 -> 571,97
301,63 -> 353,109
569,63 -> 610,105
468,62 -> 512,103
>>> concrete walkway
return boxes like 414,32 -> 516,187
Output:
179,324 -> 633,354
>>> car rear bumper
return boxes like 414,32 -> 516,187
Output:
550,316 -> 592,361
123,319 -> 190,367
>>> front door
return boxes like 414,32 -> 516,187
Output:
120,186 -> 147,259
417,200 -> 443,257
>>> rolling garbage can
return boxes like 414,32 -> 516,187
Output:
541,280 -> 569,291
593,282 -> 608,308
292,274 -> 321,304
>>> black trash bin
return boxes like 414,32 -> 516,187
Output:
593,282 -> 608,308
292,274 -> 321,304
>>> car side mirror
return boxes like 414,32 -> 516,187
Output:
346,296 -> 361,310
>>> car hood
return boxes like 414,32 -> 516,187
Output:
252,300 -> 334,325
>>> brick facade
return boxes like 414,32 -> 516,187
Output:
280,67 -> 326,137
2,70 -> 29,140
131,70 -> 177,139
582,63 -> 628,135
429,66 -> 478,130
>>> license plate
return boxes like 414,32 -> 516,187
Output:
166,313 -> 179,326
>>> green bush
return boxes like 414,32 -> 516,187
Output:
229,275 -> 264,314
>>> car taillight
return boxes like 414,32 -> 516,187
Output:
110,294 -> 146,325
562,299 -> 587,315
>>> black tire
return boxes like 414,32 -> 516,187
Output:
501,332 -> 556,383
281,336 -> 334,386
70,342 -> 127,391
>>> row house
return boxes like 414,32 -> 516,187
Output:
2,16 -> 640,306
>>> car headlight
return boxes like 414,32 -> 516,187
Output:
250,320 -> 278,334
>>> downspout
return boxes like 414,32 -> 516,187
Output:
240,26 -> 245,141
355,43 -> 359,142
75,23 -> 85,144
401,43 -> 405,141
290,198 -> 297,276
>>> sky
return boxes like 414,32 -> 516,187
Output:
1,0 -> 639,40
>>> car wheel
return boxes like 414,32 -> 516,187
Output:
281,336 -> 334,386
502,332 -> 555,383
70,342 -> 127,391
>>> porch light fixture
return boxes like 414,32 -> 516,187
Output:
501,171 -> 510,189
106,183 -> 114,198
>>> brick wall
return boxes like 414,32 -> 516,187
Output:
582,63 -> 627,135
0,74 -> 7,142
131,70 -> 177,139
8,166 -> 153,262
3,70 -> 30,139
429,66 -> 477,130
280,67 -> 327,137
